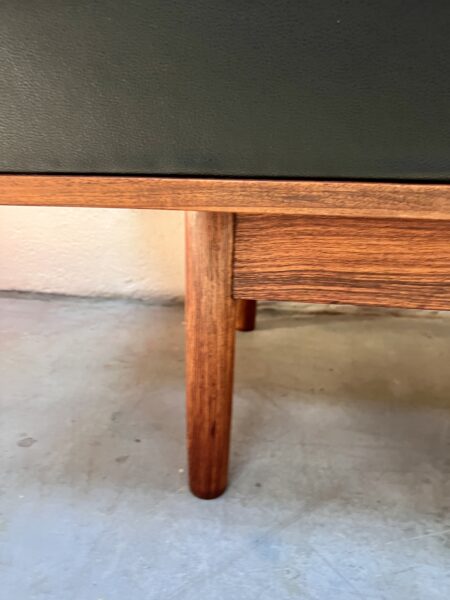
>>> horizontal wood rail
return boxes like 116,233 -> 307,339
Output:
1,175 -> 450,221
234,214 -> 450,311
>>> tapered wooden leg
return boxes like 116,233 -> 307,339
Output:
185,211 -> 236,499
235,299 -> 257,331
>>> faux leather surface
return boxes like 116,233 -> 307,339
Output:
1,1 -> 449,180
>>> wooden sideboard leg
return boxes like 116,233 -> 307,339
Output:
235,299 -> 257,331
185,212 -> 236,499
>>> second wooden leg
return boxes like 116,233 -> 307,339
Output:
185,211 -> 236,499
235,299 -> 257,331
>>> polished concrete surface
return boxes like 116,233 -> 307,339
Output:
1,295 -> 449,599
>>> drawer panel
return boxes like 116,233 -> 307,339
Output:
233,214 -> 450,311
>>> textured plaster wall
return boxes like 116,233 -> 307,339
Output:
0,207 -> 185,301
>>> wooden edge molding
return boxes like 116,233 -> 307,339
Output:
1,175 -> 450,220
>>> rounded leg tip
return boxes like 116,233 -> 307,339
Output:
236,323 -> 255,332
189,483 -> 227,500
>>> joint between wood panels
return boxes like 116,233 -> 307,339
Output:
231,212 -> 239,301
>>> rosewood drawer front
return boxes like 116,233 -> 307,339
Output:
234,214 -> 450,311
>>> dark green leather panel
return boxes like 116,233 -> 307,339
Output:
0,1 -> 449,180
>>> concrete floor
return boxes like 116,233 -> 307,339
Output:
1,295 -> 449,600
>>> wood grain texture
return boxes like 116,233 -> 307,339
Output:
235,300 -> 257,331
234,214 -> 450,311
1,175 -> 450,220
185,212 -> 236,499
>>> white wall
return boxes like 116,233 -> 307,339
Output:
0,207 -> 185,302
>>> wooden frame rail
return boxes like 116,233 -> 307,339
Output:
1,175 -> 450,221
234,214 -> 450,311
